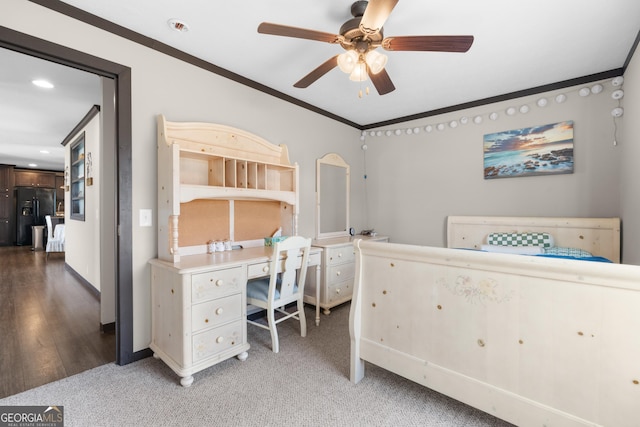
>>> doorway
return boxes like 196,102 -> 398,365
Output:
0,27 -> 134,366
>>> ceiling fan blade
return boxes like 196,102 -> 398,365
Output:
294,55 -> 339,88
382,35 -> 474,52
368,67 -> 395,95
258,22 -> 340,44
359,0 -> 399,36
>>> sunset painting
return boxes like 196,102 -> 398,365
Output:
483,121 -> 574,179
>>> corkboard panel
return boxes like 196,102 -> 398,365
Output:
234,200 -> 283,241
179,200 -> 230,246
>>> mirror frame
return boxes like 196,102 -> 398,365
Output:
316,153 -> 350,240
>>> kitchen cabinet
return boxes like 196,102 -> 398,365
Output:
14,170 -> 56,188
0,165 -> 15,245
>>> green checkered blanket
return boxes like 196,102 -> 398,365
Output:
487,232 -> 553,248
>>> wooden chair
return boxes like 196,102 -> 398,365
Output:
45,215 -> 65,260
246,236 -> 311,353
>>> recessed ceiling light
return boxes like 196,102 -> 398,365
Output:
28,163 -> 38,167
40,150 -> 50,154
168,19 -> 189,32
32,79 -> 54,89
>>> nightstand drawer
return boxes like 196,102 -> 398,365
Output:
192,266 -> 243,303
191,294 -> 242,333
192,320 -> 244,363
327,280 -> 353,304
326,262 -> 355,285
326,245 -> 355,266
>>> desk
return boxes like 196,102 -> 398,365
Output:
149,245 -> 322,386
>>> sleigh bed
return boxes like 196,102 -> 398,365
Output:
349,216 -> 640,427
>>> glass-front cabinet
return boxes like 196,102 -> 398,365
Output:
70,133 -> 85,220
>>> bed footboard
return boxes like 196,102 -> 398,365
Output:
349,239 -> 640,427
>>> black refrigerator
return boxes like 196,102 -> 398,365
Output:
16,187 -> 56,246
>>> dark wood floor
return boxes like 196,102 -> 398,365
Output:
0,246 -> 115,398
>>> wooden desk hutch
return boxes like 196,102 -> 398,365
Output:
149,115 -> 311,386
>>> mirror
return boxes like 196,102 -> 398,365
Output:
316,153 -> 350,239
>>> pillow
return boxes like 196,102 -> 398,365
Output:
543,246 -> 593,258
487,232 -> 554,248
481,244 -> 544,255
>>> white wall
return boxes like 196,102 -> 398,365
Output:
64,115 -> 102,291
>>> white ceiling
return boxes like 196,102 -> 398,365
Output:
0,47 -> 101,171
2,0 -> 639,170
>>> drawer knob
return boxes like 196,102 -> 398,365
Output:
216,336 -> 224,344
215,308 -> 224,315
262,265 -> 269,273
336,288 -> 341,294
205,318 -> 209,323
215,279 -> 223,287
338,253 -> 343,258
336,271 -> 341,276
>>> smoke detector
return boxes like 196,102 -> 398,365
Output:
168,19 -> 189,32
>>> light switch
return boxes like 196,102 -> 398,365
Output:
139,209 -> 153,227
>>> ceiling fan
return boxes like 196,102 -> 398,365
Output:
257,0 -> 474,96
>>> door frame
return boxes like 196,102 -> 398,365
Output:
0,26 -> 136,365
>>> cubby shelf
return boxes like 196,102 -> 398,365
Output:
157,115 -> 299,262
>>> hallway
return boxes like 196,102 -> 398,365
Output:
0,246 -> 115,398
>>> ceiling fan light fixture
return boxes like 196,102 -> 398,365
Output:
365,50 -> 388,74
338,50 -> 358,73
349,62 -> 368,82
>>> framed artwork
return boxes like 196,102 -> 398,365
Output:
483,120 -> 574,179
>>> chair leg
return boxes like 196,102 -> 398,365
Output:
297,299 -> 307,338
266,307 -> 279,353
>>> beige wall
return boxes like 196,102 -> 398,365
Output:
3,0 -> 359,352
4,1 -> 638,354
620,46 -> 639,264
64,115 -> 102,292
361,81 -> 623,248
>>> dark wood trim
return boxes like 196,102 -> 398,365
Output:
0,25 -> 135,365
623,29 -> 640,70
65,262 -> 100,298
101,322 -> 116,334
26,0 -> 361,130
26,0 -> 636,131
61,105 -> 100,147
363,69 -> 624,129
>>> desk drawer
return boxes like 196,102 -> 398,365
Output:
326,245 -> 355,266
192,266 -> 243,303
307,252 -> 321,268
192,320 -> 243,363
191,294 -> 242,333
248,252 -> 321,279
247,262 -> 271,279
326,262 -> 355,286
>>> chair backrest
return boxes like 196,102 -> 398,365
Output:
269,236 -> 311,301
45,215 -> 53,239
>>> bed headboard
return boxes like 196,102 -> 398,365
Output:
447,216 -> 621,263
